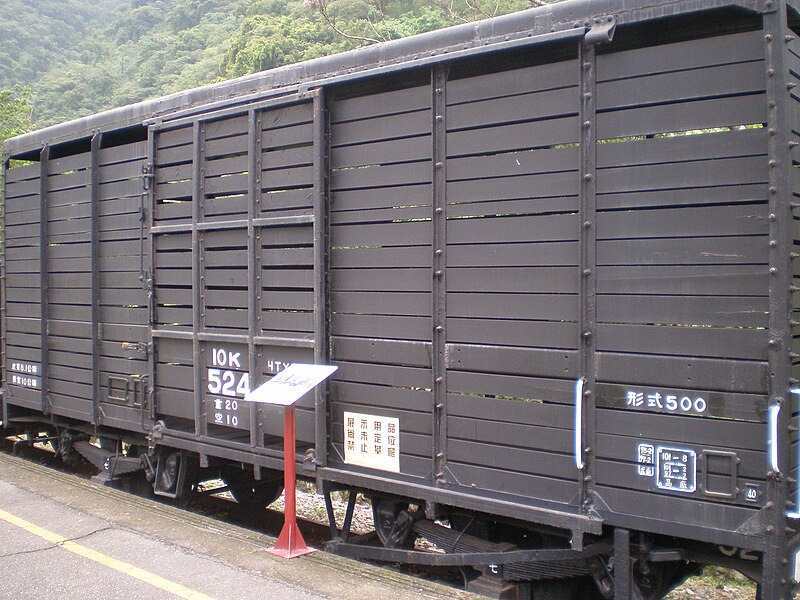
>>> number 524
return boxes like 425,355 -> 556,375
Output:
207,369 -> 250,397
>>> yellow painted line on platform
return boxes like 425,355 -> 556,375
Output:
0,508 -> 216,600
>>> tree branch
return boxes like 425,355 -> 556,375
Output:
444,0 -> 470,23
312,0 -> 382,44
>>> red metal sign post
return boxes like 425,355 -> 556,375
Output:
245,363 -> 338,559
268,404 -> 314,558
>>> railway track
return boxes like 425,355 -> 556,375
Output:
0,435 -> 464,593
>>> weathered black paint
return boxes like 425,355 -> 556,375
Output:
4,0 -> 800,595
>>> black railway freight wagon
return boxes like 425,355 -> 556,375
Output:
4,0 -> 800,597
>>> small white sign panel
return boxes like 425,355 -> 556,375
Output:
343,411 -> 400,473
245,364 -> 338,406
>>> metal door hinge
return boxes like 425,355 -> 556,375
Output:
585,16 -> 617,45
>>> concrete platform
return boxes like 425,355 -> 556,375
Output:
0,452 -> 473,600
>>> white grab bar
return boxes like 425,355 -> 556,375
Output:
575,377 -> 585,470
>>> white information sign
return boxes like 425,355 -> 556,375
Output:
343,411 -> 400,473
244,363 -> 338,406
656,446 -> 697,493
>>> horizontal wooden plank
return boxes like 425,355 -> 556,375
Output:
205,269 -> 249,289
448,213 -> 579,244
48,170 -> 89,192
448,267 -> 578,294
5,162 -> 40,183
332,220 -> 431,247
98,141 -> 147,166
261,103 -> 312,130
449,436 -> 575,476
447,344 -> 578,379
205,309 -> 249,330
331,184 -> 431,213
99,159 -> 145,185
331,160 -> 430,190
205,115 -> 247,140
448,146 -> 579,181
205,133 -> 247,159
331,204 -> 430,226
596,265 -> 768,296
598,182 -> 767,211
330,381 -> 431,413
447,241 -> 578,268
448,387 -> 570,429
157,126 -> 192,150
331,135 -> 430,170
331,336 -> 432,368
447,318 -> 579,349
596,31 -> 763,83
447,171 -> 579,205
331,313 -> 431,340
206,173 -> 247,197
597,236 -> 769,266
597,60 -> 765,111
448,59 -> 578,105
596,128 -> 766,169
261,268 -> 312,289
261,311 -> 314,333
332,291 -> 430,316
261,188 -> 314,212
594,485 -> 757,534
596,323 -> 768,360
331,85 -> 429,123
597,157 -> 767,195
597,295 -> 769,328
597,352 -> 768,394
448,86 -> 579,131
262,123 -> 313,150
446,462 -> 577,504
597,95 -> 766,140
596,405 -> 765,452
448,292 -> 578,321
5,177 -> 39,199
448,415 -> 572,454
155,179 -> 192,201
447,115 -> 579,158
263,165 -> 314,190
49,152 -> 90,175
331,267 -> 430,292
334,360 -> 431,389
332,110 -> 430,147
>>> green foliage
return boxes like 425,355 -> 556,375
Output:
0,0 -> 120,89
28,0 -> 251,127
1,86 -> 34,217
220,9 -> 355,78
219,0 -> 567,82
0,86 -> 34,143
2,0 -> 568,129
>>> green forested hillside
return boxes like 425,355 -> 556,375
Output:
0,0 -> 122,89
1,0 -> 557,129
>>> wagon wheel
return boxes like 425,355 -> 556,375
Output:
372,496 -> 414,548
223,468 -> 283,509
57,429 -> 83,468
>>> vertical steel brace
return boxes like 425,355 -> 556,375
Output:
613,528 -> 632,600
0,156 -> 6,421
313,89 -> 331,469
90,133 -> 102,425
39,145 -> 50,416
432,65 -> 449,487
146,126 -> 157,428
578,40 -> 598,509
192,122 -> 207,438
762,3 -> 794,597
248,109 -> 260,454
